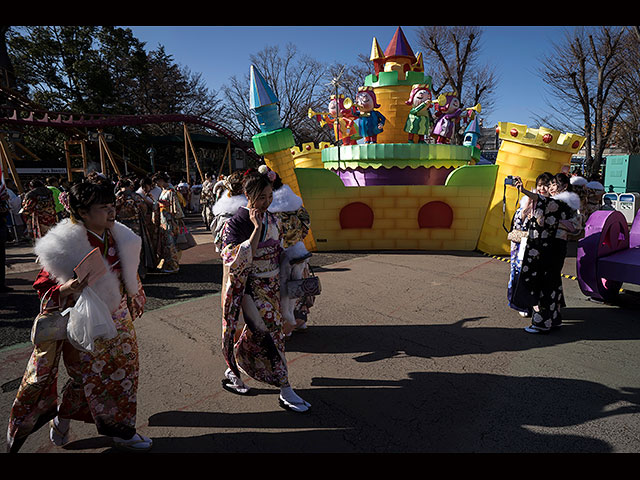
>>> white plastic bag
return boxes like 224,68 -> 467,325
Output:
64,286 -> 117,353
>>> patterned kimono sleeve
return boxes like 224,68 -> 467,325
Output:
278,207 -> 311,248
21,196 -> 37,214
511,206 -> 526,232
172,190 -> 186,219
127,275 -> 147,321
219,221 -> 253,274
294,207 -> 311,240
568,208 -> 583,233
33,269 -> 62,311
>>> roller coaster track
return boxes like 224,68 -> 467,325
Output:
0,100 -> 261,162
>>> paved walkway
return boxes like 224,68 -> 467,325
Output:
2,239 -> 640,452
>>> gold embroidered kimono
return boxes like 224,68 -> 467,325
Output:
219,207 -> 290,388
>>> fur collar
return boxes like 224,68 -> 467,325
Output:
212,190 -> 247,216
268,184 -> 303,213
34,218 -> 141,313
552,191 -> 581,211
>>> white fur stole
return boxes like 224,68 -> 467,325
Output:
268,184 -> 303,213
34,218 -> 141,313
552,191 -> 581,211
212,190 -> 247,216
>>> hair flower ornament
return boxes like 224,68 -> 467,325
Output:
258,164 -> 277,182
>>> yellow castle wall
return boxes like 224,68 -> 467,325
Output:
303,184 -> 493,251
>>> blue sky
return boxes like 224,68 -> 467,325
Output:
125,25 -> 572,129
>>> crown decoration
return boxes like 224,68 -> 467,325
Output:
290,142 -> 332,159
497,122 -> 586,153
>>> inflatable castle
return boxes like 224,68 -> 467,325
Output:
249,27 -> 587,256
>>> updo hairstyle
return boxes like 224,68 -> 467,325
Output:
242,167 -> 273,204
553,172 -> 572,192
68,181 -> 115,222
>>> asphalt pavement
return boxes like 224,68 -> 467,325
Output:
2,213 -> 640,453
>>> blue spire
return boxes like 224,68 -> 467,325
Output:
250,65 -> 279,110
250,65 -> 282,132
463,116 -> 481,147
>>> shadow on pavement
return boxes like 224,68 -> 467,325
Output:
141,307 -> 640,453
284,305 -> 640,362
144,368 -> 640,452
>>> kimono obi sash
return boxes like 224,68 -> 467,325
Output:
250,242 -> 281,278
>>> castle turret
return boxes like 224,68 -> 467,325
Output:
477,122 -> 586,255
249,65 -> 300,198
370,37 -> 385,76
382,27 -> 417,79
364,27 -> 429,144
249,64 -> 317,251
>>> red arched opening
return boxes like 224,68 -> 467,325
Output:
339,202 -> 374,229
418,201 -> 453,228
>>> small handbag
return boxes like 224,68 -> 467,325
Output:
507,229 -> 528,243
287,267 -> 322,298
30,291 -> 69,345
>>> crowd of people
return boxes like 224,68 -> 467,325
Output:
506,171 -> 608,334
1,171 -> 208,280
3,163 -> 316,452
1,159 -> 617,452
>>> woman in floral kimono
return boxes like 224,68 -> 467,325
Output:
6,180 -> 150,453
115,178 -> 157,277
510,173 -> 581,334
21,179 -> 58,241
153,173 -> 184,274
219,167 -> 311,413
507,172 -> 552,316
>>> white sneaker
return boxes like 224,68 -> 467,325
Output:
112,433 -> 153,452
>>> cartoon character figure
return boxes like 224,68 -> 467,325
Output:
404,84 -> 433,144
431,91 -> 474,144
353,86 -> 386,144
311,94 -> 359,145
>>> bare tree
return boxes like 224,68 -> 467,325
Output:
222,43 -> 329,145
610,27 -> 640,154
535,26 -> 628,177
414,25 -> 497,143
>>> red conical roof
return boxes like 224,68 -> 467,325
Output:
384,27 -> 415,60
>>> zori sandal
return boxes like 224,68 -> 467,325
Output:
49,417 -> 70,447
112,433 -> 153,452
221,368 -> 251,395
279,396 -> 311,413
